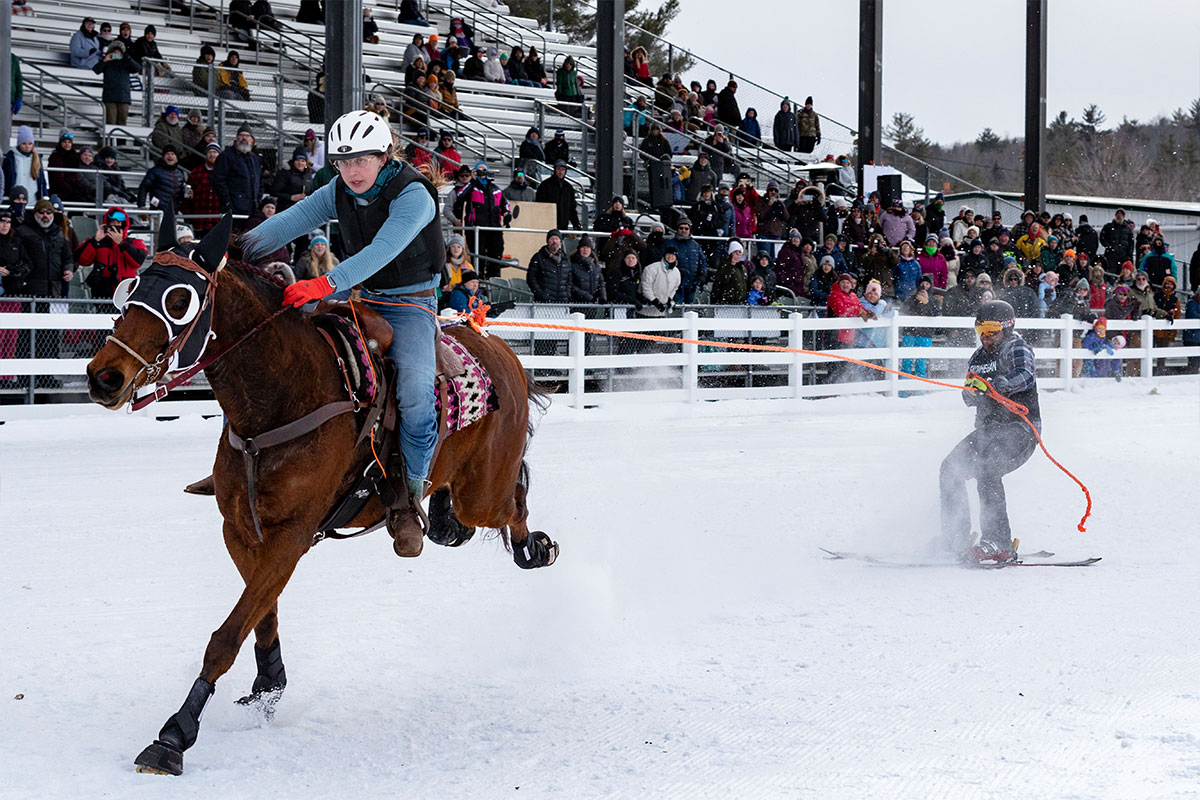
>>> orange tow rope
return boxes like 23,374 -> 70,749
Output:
361,295 -> 1092,532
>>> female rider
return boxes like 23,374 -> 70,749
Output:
240,110 -> 444,558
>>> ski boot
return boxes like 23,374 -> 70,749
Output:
964,536 -> 1018,564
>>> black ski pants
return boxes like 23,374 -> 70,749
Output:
940,421 -> 1038,551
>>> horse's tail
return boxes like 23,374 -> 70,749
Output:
520,377 -> 553,487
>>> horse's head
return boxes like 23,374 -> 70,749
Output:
87,213 -> 233,409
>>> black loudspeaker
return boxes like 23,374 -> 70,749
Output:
877,174 -> 902,207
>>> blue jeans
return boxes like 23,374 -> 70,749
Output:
362,290 -> 439,483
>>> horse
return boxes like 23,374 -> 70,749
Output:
85,214 -> 557,775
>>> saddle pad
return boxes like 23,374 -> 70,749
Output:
435,333 -> 499,434
313,313 -> 378,404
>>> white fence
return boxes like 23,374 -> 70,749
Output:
0,310 -> 1197,420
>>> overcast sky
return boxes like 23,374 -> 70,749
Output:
667,0 -> 1200,146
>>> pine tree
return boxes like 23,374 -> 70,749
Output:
976,127 -> 1001,150
884,112 -> 931,158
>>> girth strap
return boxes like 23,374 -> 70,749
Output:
227,400 -> 357,543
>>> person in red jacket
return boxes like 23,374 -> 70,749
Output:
74,206 -> 146,299
183,142 -> 223,234
827,270 -> 875,382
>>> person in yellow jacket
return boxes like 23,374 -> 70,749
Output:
1014,221 -> 1046,263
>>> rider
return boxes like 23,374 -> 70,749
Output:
940,300 -> 1041,563
240,110 -> 443,558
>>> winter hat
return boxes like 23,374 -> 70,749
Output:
58,128 -> 74,141
664,244 -> 679,255
165,105 -> 180,116
578,234 -> 594,249
447,233 -> 465,249
259,196 -> 276,210
819,255 -> 835,266
804,96 -> 813,105
976,272 -> 993,284
1078,214 -> 1089,223
788,228 -> 801,240
546,228 -> 562,242
1120,260 -> 1134,272
460,269 -> 480,284
1047,234 -> 1058,242
1062,249 -> 1076,259
175,224 -> 194,241
205,141 -> 223,153
309,232 -> 329,246
1074,277 -> 1090,291
1002,256 -> 1018,267
1114,285 -> 1130,294
1077,251 -> 1090,261
1162,275 -> 1177,288
200,44 -> 216,59
1094,317 -> 1107,330
292,146 -> 310,162
16,125 -> 34,145
766,180 -> 779,191
9,186 -> 28,201
77,145 -> 93,157
838,271 -> 856,281
144,24 -> 157,35
727,240 -> 744,255
33,198 -> 55,213
237,123 -> 253,136
160,144 -> 178,156
925,233 -> 939,243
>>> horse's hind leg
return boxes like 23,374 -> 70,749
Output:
133,530 -> 308,776
505,480 -> 557,570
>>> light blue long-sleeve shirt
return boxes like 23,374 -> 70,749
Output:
242,179 -> 438,294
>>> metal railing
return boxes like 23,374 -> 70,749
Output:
374,80 -> 517,170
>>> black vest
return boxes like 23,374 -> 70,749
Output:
334,162 -> 444,291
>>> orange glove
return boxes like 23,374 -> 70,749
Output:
282,276 -> 334,308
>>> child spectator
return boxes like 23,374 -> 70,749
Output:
446,269 -> 482,312
893,240 -> 921,301
746,274 -> 770,306
443,233 -> 472,289
738,108 -> 762,146
1081,317 -> 1121,379
900,276 -> 941,381
751,249 -> 777,299
808,255 -> 837,305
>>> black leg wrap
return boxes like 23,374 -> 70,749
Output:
237,639 -> 287,707
134,677 -> 214,775
427,488 -> 476,547
513,531 -> 559,569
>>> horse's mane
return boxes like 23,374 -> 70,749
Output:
227,258 -> 288,296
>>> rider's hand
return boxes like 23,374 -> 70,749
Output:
282,275 -> 334,308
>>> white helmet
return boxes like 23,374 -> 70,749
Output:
327,110 -> 391,160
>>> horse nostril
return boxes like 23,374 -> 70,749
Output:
94,367 -> 126,395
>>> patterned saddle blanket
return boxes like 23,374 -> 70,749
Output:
435,332 -> 499,435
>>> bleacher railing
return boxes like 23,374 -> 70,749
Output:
2,307 -> 1195,418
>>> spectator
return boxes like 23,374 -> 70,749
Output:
1100,208 -> 1134,270
448,17 -> 475,51
293,233 -> 338,280
192,44 -> 217,91
0,209 -> 30,300
516,127 -> 545,181
534,161 -> 580,230
97,21 -> 115,52
218,50 -> 251,101
362,7 -> 380,44
523,47 -> 548,87
910,206 -> 928,245
1086,264 -> 1108,311
940,238 -> 959,287
775,229 -> 807,297
440,233 -> 472,290
703,127 -> 736,179
402,34 -> 426,71
483,47 -> 505,83
527,229 -> 570,302
638,246 -> 682,317
17,199 -> 74,297
555,56 -> 584,105
47,130 -> 87,202
115,22 -> 135,52
507,45 -> 534,87
950,206 -> 973,245
1037,234 -> 1062,275
503,169 -> 535,203
453,162 -> 510,277
827,270 -> 871,378
445,269 -> 482,312
1184,291 -> 1200,374
629,46 -> 651,86
212,124 -> 262,222
179,109 -> 207,165
1080,318 -> 1121,379
998,266 -> 1039,318
398,0 -> 429,26
899,277 -> 941,381
1153,275 -> 1180,336
751,249 -> 777,298
299,128 -> 325,170
151,106 -> 185,153
716,80 -> 740,130
137,145 -> 186,214
711,240 -> 748,305
439,71 -> 460,118
297,0 -> 325,24
462,47 -> 487,81
773,100 -> 799,153
6,189 -> 30,231
668,218 -> 707,303
858,279 -> 892,347
70,17 -> 103,70
1036,270 -> 1059,314
685,153 -> 717,206
880,201 -> 915,246
272,148 -> 314,212
918,233 -> 948,289
545,129 -> 571,166
93,43 -> 140,124
730,187 -> 756,240
93,147 -> 133,203
808,255 -> 837,305
1011,209 -> 1034,242
624,96 -> 651,135
421,34 -> 441,66
600,249 -> 638,306
1070,213 -> 1098,259
942,267 -> 982,319
738,108 -> 762,146
858,233 -> 896,298
566,234 -> 606,304
842,204 -> 871,247
1139,236 -> 1177,287
796,96 -> 821,154
10,53 -> 23,117
434,131 -> 462,178
1015,222 -> 1046,263
594,196 -> 626,234
1190,242 -> 1200,294
74,206 -> 145,298
183,142 -> 222,234
894,240 -> 921,301
815,232 -> 846,273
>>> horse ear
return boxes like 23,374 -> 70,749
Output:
195,212 -> 234,270
157,203 -> 178,251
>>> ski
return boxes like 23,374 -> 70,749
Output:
819,548 -> 1100,568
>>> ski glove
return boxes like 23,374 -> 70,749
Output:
963,375 -> 990,394
282,275 -> 334,308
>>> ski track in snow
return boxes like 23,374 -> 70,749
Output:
1,382 -> 1199,799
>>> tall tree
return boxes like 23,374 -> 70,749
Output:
976,127 -> 1001,150
884,112 -> 932,158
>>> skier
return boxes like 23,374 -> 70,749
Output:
939,300 -> 1040,563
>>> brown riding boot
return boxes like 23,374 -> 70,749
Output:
387,478 -> 429,558
184,474 -> 216,495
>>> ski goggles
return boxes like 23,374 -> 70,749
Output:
974,319 -> 1013,336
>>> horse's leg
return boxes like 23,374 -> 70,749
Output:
235,603 -> 287,710
505,480 -> 557,570
133,531 -> 308,776
426,487 -> 476,547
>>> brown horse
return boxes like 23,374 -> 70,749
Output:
85,216 -> 556,775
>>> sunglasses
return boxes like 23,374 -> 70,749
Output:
35,209 -> 54,215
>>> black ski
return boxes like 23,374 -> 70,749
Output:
819,548 -> 1100,568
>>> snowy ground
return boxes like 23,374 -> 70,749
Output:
2,381 -> 1199,799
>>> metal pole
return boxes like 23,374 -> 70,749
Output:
207,63 -> 216,128
1024,0 -> 1047,212
924,164 -> 930,209
0,2 -> 11,151
276,74 -> 285,171
856,0 -> 882,196
595,0 -> 625,221
325,2 -> 363,125
548,0 -> 554,31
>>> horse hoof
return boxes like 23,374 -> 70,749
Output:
236,686 -> 284,719
428,519 -> 476,547
134,739 -> 184,775
513,531 -> 558,569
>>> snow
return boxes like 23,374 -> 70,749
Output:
2,382 -> 1199,799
